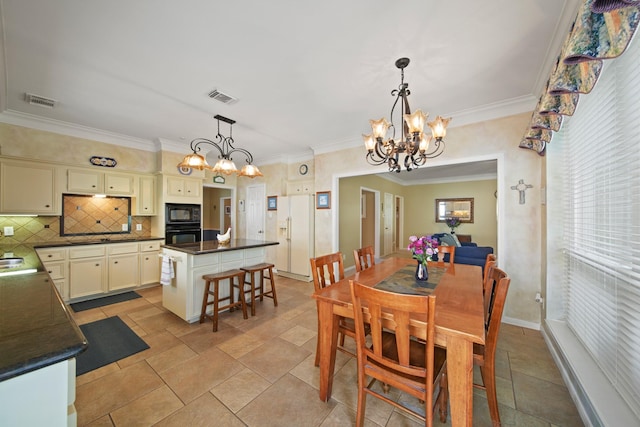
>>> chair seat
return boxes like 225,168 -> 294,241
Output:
380,331 -> 447,374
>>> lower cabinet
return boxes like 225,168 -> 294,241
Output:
38,239 -> 163,301
70,257 -> 106,298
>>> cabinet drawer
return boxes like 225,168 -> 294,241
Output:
37,248 -> 67,261
140,241 -> 161,252
107,243 -> 139,255
69,246 -> 106,259
44,262 -> 65,280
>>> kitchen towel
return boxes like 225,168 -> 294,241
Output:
160,255 -> 174,286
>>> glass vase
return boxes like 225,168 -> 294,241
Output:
415,261 -> 429,281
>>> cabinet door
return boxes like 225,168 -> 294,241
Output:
183,179 -> 201,197
105,173 -> 134,195
0,162 -> 57,214
140,251 -> 160,285
70,258 -> 106,298
108,254 -> 139,290
137,176 -> 156,215
167,177 -> 185,196
68,169 -> 102,193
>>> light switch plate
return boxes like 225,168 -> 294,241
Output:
121,224 -> 128,231
3,226 -> 14,236
136,224 -> 142,231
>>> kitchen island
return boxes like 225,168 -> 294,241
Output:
161,239 -> 279,323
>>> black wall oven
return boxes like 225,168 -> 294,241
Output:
165,203 -> 202,244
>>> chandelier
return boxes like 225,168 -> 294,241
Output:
363,57 -> 451,173
177,115 -> 263,178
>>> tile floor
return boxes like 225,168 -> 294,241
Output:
72,275 -> 584,426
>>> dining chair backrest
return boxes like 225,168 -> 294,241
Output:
353,246 -> 375,272
437,245 -> 456,265
350,280 -> 447,425
310,252 -> 345,292
485,266 -> 510,342
483,253 -> 497,323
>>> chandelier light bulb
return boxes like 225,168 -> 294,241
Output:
370,118 -> 390,140
362,134 -> 376,151
419,133 -> 432,152
428,115 -> 451,140
404,109 -> 428,134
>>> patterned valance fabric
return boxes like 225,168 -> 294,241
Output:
519,0 -> 639,155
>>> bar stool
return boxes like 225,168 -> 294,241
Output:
200,269 -> 248,332
240,263 -> 278,316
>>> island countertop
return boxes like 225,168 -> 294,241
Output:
0,272 -> 87,382
162,239 -> 278,255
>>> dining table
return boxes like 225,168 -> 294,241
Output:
313,257 -> 485,427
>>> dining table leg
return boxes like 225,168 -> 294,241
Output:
446,335 -> 474,427
317,300 -> 339,401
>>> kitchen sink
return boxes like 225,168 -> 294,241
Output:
0,257 -> 25,269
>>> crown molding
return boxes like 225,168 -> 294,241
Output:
0,110 -> 157,151
379,172 -> 497,186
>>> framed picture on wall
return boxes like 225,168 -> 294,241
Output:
225,206 -> 231,215
316,191 -> 331,209
267,196 -> 278,211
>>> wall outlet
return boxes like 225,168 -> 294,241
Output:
121,224 -> 128,231
136,224 -> 142,231
3,226 -> 14,236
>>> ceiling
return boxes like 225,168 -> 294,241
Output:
0,1 -> 578,182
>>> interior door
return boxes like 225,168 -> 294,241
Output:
383,192 -> 394,255
246,184 -> 266,240
289,195 -> 311,276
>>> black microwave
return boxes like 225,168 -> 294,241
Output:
165,203 -> 201,225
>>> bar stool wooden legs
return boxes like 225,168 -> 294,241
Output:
200,269 -> 248,332
240,263 -> 278,316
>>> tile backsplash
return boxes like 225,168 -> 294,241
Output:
0,214 -> 151,245
62,194 -> 131,235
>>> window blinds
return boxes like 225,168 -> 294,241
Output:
557,35 -> 640,418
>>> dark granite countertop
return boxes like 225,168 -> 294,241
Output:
162,239 -> 278,255
0,272 -> 87,382
33,236 -> 165,249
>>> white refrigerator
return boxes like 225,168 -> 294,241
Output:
276,195 -> 314,280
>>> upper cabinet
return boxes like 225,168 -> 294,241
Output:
67,169 -> 133,195
0,159 -> 58,214
166,176 -> 201,198
136,176 -> 157,216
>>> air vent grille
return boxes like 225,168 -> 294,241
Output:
25,93 -> 57,108
208,89 -> 238,104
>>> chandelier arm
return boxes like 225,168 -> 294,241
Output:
365,151 -> 390,166
190,138 -> 225,157
224,146 -> 255,164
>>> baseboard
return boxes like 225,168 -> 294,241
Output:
502,315 -> 540,330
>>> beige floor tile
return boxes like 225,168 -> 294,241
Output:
145,343 -> 198,373
116,330 -> 182,368
159,347 -> 245,403
238,336 -> 311,383
321,403 -> 383,427
512,371 -> 584,426
217,331 -> 266,359
110,385 -> 183,426
76,362 -> 122,387
279,324 -> 317,346
210,367 -> 271,412
237,374 -> 336,427
84,414 -> 115,426
76,362 -> 165,425
153,392 -> 245,427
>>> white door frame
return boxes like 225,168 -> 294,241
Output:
359,187 -> 380,258
246,184 -> 266,240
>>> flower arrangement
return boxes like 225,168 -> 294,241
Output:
407,235 -> 439,265
445,217 -> 461,232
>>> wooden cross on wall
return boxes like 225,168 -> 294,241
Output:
511,179 -> 533,205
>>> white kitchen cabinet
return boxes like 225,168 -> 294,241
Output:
140,241 -> 161,285
67,169 -> 134,195
107,243 -> 139,291
0,160 -> 58,214
36,247 -> 69,300
136,176 -> 157,215
69,257 -> 106,298
286,180 -> 314,195
167,176 -> 201,198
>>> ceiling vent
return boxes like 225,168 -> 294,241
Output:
208,89 -> 238,105
25,93 -> 57,108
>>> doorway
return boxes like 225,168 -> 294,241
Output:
360,189 -> 376,253
203,185 -> 233,241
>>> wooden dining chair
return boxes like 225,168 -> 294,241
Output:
350,280 -> 448,426
437,245 -> 455,265
310,252 -> 356,365
483,253 -> 497,324
353,246 -> 375,272
473,266 -> 510,427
